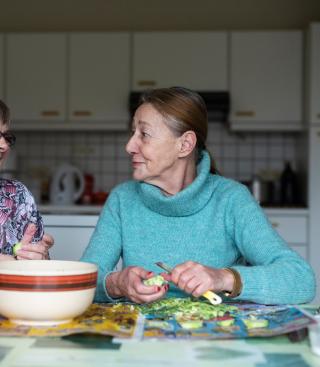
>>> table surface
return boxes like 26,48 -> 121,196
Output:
0,331 -> 319,367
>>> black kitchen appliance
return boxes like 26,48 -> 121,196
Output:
129,91 -> 230,123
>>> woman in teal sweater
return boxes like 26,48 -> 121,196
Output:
81,87 -> 315,305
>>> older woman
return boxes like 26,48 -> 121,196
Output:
0,100 -> 53,260
81,87 -> 315,305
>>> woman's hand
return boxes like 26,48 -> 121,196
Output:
15,223 -> 54,260
106,266 -> 168,304
166,261 -> 233,297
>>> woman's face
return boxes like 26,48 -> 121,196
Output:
126,103 -> 182,186
0,121 -> 10,168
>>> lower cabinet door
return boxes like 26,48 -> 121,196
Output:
289,244 -> 307,260
268,215 -> 307,244
266,212 -> 308,261
46,226 -> 123,271
47,227 -> 94,261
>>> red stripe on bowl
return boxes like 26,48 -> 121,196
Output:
0,280 -> 97,292
0,272 -> 97,285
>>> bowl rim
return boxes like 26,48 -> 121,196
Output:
0,260 -> 98,276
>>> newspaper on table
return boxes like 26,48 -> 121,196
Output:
0,303 -> 142,338
138,298 -> 316,340
0,299 -> 315,340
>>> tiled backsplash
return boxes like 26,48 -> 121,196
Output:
12,124 -> 298,200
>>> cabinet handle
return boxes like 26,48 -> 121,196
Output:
235,110 -> 255,117
271,222 -> 279,228
317,113 -> 320,119
73,111 -> 92,117
137,80 -> 156,87
41,110 -> 60,117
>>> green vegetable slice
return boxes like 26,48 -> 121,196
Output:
178,319 -> 203,329
13,242 -> 22,256
243,317 -> 269,329
143,275 -> 167,286
146,320 -> 172,330
217,318 -> 235,327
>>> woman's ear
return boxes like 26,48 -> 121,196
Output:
178,131 -> 197,157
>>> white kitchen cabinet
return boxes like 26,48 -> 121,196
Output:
44,215 -> 122,271
44,215 -> 97,261
307,23 -> 320,125
230,31 -> 303,131
0,35 -> 4,100
48,226 -> 94,261
132,32 -> 228,91
306,23 -> 320,303
265,210 -> 308,261
308,127 -> 320,303
6,33 -> 67,121
68,33 -> 130,127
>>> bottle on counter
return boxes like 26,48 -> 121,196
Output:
251,174 -> 262,203
280,161 -> 297,206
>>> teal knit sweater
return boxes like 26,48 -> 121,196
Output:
81,151 -> 315,304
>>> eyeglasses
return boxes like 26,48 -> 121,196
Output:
0,131 -> 16,147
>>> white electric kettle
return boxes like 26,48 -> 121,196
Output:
49,164 -> 85,205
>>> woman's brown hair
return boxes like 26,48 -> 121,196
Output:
139,87 -> 218,174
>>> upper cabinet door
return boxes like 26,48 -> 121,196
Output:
6,33 -> 66,121
132,32 -> 228,91
0,35 -> 4,100
230,31 -> 303,131
308,23 -> 320,125
68,33 -> 130,125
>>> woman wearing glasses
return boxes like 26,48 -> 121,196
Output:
0,99 -> 53,261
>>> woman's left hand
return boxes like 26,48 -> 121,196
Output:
15,223 -> 54,260
166,261 -> 229,297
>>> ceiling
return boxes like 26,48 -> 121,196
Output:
0,0 -> 319,32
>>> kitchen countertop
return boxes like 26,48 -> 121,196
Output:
39,204 -> 103,215
38,204 -> 309,216
264,207 -> 309,215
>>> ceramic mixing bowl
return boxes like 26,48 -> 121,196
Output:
0,260 -> 97,325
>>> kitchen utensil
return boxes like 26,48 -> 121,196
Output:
0,260 -> 97,325
155,261 -> 222,305
50,163 -> 85,205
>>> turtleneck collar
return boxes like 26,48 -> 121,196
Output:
138,150 -> 215,217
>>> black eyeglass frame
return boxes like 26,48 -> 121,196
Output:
0,131 -> 16,147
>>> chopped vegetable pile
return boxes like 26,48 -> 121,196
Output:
137,298 -> 238,321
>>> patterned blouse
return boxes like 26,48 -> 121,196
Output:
0,179 -> 43,256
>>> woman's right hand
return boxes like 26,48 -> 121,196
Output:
15,224 -> 54,260
106,266 -> 168,304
